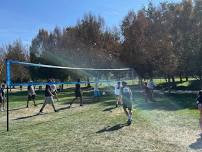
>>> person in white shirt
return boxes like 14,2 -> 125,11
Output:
27,83 -> 36,108
121,81 -> 133,125
114,81 -> 122,107
51,80 -> 59,102
147,79 -> 156,101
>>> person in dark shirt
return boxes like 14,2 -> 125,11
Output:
196,90 -> 202,132
39,80 -> 57,113
70,79 -> 83,107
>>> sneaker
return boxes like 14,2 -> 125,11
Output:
127,119 -> 132,125
38,111 -> 43,114
54,110 -> 58,112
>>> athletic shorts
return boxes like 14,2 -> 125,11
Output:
122,100 -> 132,110
45,96 -> 54,104
28,95 -> 36,101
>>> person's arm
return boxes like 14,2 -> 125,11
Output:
48,88 -> 54,96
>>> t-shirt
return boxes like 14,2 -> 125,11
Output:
51,84 -> 57,92
196,95 -> 202,104
114,83 -> 121,96
45,85 -> 52,97
75,83 -> 81,93
121,86 -> 132,101
28,85 -> 36,96
147,81 -> 156,89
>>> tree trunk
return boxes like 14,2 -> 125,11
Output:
179,74 -> 183,83
186,76 -> 188,81
171,76 -> 175,83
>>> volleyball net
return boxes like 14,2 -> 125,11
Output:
6,60 -> 136,91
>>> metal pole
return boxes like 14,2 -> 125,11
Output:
6,59 -> 10,131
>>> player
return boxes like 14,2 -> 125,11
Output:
27,83 -> 37,108
39,80 -> 57,113
51,80 -> 59,102
121,81 -> 133,125
114,81 -> 122,107
70,79 -> 83,107
147,79 -> 156,101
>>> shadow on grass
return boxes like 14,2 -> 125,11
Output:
14,113 -> 48,120
96,123 -> 128,133
57,106 -> 70,111
189,135 -> 202,150
103,106 -> 117,112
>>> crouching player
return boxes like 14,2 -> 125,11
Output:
121,81 -> 133,125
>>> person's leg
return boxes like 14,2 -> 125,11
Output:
123,106 -> 129,117
0,101 -> 2,111
70,97 -> 77,106
199,108 -> 202,130
144,92 -> 148,102
55,93 -> 59,102
51,102 -> 57,112
80,96 -> 83,106
2,98 -> 5,110
26,98 -> 29,108
33,99 -> 36,106
32,95 -> 37,106
116,96 -> 119,107
39,100 -> 47,112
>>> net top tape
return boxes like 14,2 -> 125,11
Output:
9,60 -> 131,71
10,80 -> 116,87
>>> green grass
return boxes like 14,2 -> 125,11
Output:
0,89 -> 202,152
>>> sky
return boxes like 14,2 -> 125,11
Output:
0,0 -> 181,46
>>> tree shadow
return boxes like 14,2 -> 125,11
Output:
189,135 -> 202,150
96,123 -> 128,133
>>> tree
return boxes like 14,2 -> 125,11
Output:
5,41 -> 30,82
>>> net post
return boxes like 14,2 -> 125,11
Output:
6,59 -> 10,131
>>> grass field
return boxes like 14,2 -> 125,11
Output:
0,88 -> 202,152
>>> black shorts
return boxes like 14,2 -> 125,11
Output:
28,95 -> 36,101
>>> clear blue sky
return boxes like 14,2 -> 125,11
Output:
0,0 -> 180,46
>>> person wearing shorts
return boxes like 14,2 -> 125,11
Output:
70,79 -> 83,107
121,81 -> 133,125
39,80 -> 57,113
196,90 -> 202,132
27,84 -> 36,108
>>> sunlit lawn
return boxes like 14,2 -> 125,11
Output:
0,88 -> 201,152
